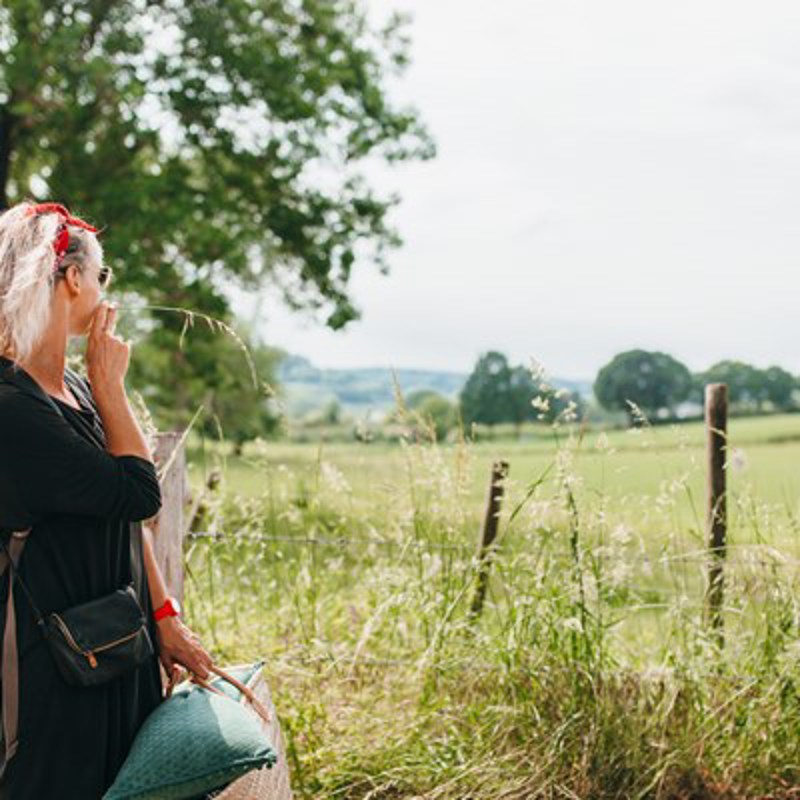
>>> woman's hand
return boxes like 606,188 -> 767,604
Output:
154,616 -> 215,686
85,301 -> 130,394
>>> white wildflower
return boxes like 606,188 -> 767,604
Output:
321,461 -> 351,495
730,447 -> 748,473
531,395 -> 550,413
611,523 -> 632,546
559,400 -> 578,423
528,356 -> 548,383
562,616 -> 583,633
608,559 -> 631,587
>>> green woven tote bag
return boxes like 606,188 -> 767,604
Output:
103,661 -> 278,800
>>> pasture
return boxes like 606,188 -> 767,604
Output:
179,414 -> 800,798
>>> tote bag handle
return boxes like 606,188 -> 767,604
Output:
164,663 -> 271,725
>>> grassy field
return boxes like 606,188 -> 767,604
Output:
178,414 -> 800,798
187,413 -> 800,540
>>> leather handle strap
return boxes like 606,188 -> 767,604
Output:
205,663 -> 271,724
0,527 -> 32,780
164,663 -> 271,725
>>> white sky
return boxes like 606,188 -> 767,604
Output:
228,0 -> 800,381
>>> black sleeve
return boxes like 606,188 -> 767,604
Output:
0,390 -> 162,523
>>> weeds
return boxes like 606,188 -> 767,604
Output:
153,345 -> 800,797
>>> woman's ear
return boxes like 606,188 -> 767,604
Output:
62,263 -> 83,294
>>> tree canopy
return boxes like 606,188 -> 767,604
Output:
459,351 -> 582,430
697,361 -> 797,412
594,349 -> 692,421
0,0 -> 434,436
459,351 -> 514,428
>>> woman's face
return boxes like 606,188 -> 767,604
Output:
62,240 -> 109,338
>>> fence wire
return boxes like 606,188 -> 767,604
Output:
185,529 -> 800,568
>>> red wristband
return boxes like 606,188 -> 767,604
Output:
154,596 -> 182,622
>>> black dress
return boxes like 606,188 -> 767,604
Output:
0,355 -> 165,799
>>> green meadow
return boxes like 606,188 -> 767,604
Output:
187,413 -> 800,541
180,414 -> 800,798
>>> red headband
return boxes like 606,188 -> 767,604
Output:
25,203 -> 100,272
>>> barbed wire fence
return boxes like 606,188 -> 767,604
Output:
152,384 -> 800,677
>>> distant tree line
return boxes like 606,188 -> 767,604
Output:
594,350 -> 798,422
399,349 -> 800,441
458,351 -> 584,430
389,351 -> 585,441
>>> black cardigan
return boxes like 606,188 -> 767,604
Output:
0,355 -> 164,799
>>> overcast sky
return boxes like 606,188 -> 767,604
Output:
228,0 -> 800,381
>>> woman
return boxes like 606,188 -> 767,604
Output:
0,201 -> 215,798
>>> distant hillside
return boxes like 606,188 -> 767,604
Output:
277,354 -> 592,420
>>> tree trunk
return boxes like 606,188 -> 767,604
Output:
0,105 -> 15,210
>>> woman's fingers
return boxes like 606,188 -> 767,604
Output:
85,300 -> 131,388
105,303 -> 117,335
162,620 -> 215,680
192,642 -> 214,680
195,649 -> 213,679
89,302 -> 119,344
164,665 -> 185,699
89,304 -> 106,341
175,645 -> 212,680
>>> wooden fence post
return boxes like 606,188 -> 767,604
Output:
704,384 -> 728,647
148,432 -> 188,603
145,432 -> 294,798
469,460 -> 509,621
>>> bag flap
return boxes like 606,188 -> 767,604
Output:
53,584 -> 145,651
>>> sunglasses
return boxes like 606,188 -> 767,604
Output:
98,265 -> 113,289
54,263 -> 113,289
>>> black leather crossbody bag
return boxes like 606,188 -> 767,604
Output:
1,532 -> 154,687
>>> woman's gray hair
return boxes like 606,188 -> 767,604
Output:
0,201 -> 103,364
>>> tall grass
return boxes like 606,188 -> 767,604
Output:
175,385 -> 800,799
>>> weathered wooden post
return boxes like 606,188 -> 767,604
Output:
469,460 -> 510,621
146,432 -> 294,798
704,384 -> 728,647
149,432 -> 188,604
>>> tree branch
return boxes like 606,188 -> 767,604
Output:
0,99 -> 17,210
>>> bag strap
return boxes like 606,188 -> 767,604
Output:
0,536 -> 45,626
164,663 -> 271,725
0,527 -> 41,780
